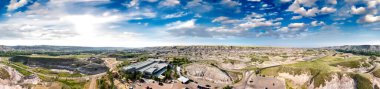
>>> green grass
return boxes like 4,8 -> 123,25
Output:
32,68 -> 83,77
0,61 -> 33,76
329,57 -> 370,68
351,74 -> 373,89
29,54 -> 93,59
10,64 -> 32,76
13,62 -> 30,69
285,79 -> 294,89
0,68 -> 10,79
250,55 -> 270,63
258,56 -> 369,87
59,79 -> 86,89
373,69 -> 380,78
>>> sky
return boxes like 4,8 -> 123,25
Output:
0,0 -> 380,48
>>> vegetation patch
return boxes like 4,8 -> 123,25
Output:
0,68 -> 10,79
32,68 -> 83,77
285,79 -> 294,89
3,62 -> 33,76
250,55 -> 270,63
351,74 -> 373,89
223,59 -> 241,64
329,58 -> 370,68
373,69 -> 380,78
258,56 -> 362,87
170,57 -> 192,66
59,79 -> 87,89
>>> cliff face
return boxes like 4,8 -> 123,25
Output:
326,45 -> 380,51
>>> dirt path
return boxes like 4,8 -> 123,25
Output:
88,77 -> 97,89
233,71 -> 255,89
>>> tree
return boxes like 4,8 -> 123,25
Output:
223,85 -> 233,89
370,56 -> 377,61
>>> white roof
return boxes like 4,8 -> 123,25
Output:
178,76 -> 189,83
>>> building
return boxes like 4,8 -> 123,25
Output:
122,59 -> 168,77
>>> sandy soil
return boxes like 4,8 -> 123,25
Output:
248,76 -> 285,89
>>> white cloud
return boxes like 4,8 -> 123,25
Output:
291,16 -> 303,19
220,0 -> 240,7
311,21 -> 325,26
247,12 -> 264,18
295,0 -> 316,7
320,7 -> 337,14
351,6 -> 366,15
367,0 -> 380,9
163,12 -> 187,19
124,0 -> 139,8
239,21 -> 280,29
287,1 -> 319,17
278,27 -> 289,32
159,0 -> 180,7
144,0 -> 158,2
288,23 -> 306,28
7,0 -> 29,11
185,0 -> 213,13
167,19 -> 196,30
212,16 -> 241,24
273,18 -> 284,21
0,0 -> 167,47
212,16 -> 229,22
362,14 -> 380,23
280,0 -> 292,3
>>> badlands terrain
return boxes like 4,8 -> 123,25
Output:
0,45 -> 379,89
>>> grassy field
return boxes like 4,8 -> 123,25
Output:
351,73 -> 373,89
259,56 -> 369,88
0,61 -> 33,76
59,79 -> 87,89
373,69 -> 380,78
28,54 -> 94,59
32,68 -> 83,77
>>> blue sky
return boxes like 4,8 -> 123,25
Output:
0,0 -> 380,47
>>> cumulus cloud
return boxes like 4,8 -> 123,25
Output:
351,6 -> 366,15
360,14 -> 380,23
320,7 -> 337,14
124,0 -> 139,8
311,21 -> 325,26
367,0 -> 378,8
288,23 -> 306,28
163,12 -> 187,19
0,0 -> 158,47
220,0 -> 241,7
280,0 -> 292,3
287,1 -> 319,17
7,0 -> 29,11
167,19 -> 196,30
212,16 -> 241,24
0,24 -> 76,40
185,0 -> 213,13
159,0 -> 180,7
291,16 -> 303,20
